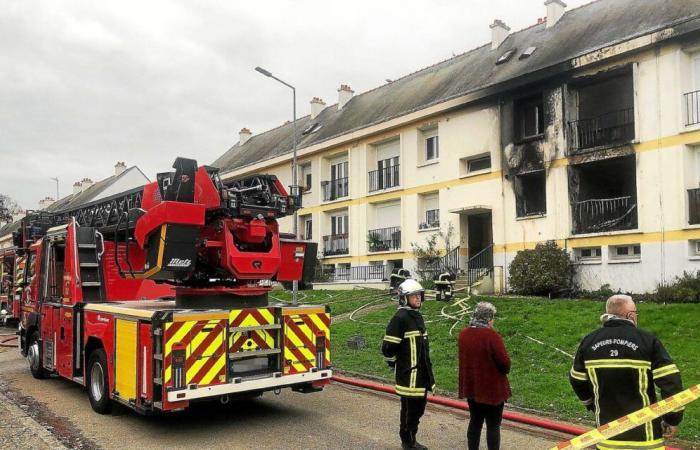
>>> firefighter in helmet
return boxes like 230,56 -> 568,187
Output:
382,279 -> 435,450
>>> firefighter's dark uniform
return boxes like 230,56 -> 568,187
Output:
570,319 -> 684,450
382,306 -> 435,446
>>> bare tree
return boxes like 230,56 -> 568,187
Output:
0,194 -> 21,225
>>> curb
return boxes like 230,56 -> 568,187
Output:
0,390 -> 67,449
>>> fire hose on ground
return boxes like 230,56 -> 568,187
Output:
331,374 -> 684,450
0,334 -> 18,348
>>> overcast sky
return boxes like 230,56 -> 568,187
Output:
0,0 -> 590,209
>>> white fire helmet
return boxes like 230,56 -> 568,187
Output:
397,279 -> 425,307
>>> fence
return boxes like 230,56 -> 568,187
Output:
321,177 -> 349,201
684,90 -> 700,127
572,196 -> 637,234
367,226 -> 401,252
322,233 -> 349,256
315,264 -> 387,282
568,108 -> 635,153
368,165 -> 400,192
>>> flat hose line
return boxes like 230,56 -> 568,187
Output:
330,374 -> 682,450
0,335 -> 17,348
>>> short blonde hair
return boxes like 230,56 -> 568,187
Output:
606,294 -> 634,315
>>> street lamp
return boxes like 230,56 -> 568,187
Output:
255,66 -> 299,305
50,177 -> 59,202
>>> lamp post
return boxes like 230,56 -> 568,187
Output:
255,66 -> 299,305
50,177 -> 59,202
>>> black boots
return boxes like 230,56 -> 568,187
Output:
400,430 -> 428,450
412,431 -> 428,450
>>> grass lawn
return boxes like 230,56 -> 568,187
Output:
270,288 -> 393,316
324,293 -> 700,445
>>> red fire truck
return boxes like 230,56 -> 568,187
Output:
16,158 -> 330,414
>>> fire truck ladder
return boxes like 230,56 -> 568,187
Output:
75,226 -> 103,302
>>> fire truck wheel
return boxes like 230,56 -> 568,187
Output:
27,331 -> 47,379
87,349 -> 112,414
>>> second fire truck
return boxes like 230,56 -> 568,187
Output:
15,157 -> 330,414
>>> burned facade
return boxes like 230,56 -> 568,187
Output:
213,0 -> 700,293
565,67 -> 639,234
501,86 -> 564,219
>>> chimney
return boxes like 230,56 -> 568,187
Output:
490,20 -> 510,49
73,181 -> 81,195
545,0 -> 566,28
310,97 -> 326,120
239,128 -> 252,145
81,178 -> 93,191
337,84 -> 354,110
38,197 -> 55,210
114,161 -> 126,176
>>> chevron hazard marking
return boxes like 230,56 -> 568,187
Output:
551,384 -> 700,450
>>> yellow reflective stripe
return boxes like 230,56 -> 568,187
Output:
383,335 -> 402,343
638,368 -> 652,441
409,336 -> 417,388
598,438 -> 664,449
404,331 -> 421,338
589,367 -> 601,426
652,364 -> 679,379
395,385 -> 426,396
585,359 -> 651,369
570,368 -> 588,381
581,398 -> 594,406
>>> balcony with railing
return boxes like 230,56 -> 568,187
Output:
567,108 -> 635,154
368,165 -> 400,192
684,90 -> 700,127
321,177 -> 349,202
315,264 -> 386,282
689,188 -> 700,225
322,233 -> 349,257
419,209 -> 440,230
572,196 -> 637,234
367,226 -> 401,252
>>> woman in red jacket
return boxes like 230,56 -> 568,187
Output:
457,301 -> 511,450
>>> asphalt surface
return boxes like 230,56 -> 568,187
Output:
0,330 -> 571,450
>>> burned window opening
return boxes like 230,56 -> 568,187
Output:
569,155 -> 638,235
514,170 -> 546,217
568,71 -> 635,154
515,94 -> 544,142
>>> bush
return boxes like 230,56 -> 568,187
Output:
653,271 -> 700,303
508,241 -> 573,296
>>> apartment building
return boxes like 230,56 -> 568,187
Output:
213,0 -> 700,293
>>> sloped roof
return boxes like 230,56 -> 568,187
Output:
44,166 -> 147,213
212,0 -> 700,174
0,166 -> 149,238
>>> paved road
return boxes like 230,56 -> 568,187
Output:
0,331 -> 570,450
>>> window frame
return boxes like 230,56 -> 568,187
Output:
575,246 -> 602,262
424,131 -> 439,162
609,244 -> 641,260
515,94 -> 545,142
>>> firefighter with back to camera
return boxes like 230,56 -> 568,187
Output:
569,294 -> 684,450
382,279 -> 435,450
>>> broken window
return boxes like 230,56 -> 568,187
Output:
515,171 -> 546,217
569,155 -> 638,234
515,94 -> 544,141
568,70 -> 635,152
